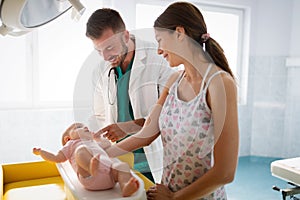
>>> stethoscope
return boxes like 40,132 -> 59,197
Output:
107,67 -> 119,105
106,41 -> 131,105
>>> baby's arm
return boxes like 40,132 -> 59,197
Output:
33,148 -> 67,163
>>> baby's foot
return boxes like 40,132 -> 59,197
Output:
122,177 -> 140,197
90,155 -> 100,176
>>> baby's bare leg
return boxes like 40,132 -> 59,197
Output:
111,162 -> 139,197
75,145 -> 94,177
90,155 -> 100,176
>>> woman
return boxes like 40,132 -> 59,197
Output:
103,2 -> 239,199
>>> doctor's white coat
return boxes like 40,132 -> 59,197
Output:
89,37 -> 175,183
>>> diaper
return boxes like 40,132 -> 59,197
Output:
78,154 -> 115,191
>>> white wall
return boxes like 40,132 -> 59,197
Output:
242,0 -> 299,157
191,0 -> 300,157
289,0 -> 300,57
250,0 -> 293,56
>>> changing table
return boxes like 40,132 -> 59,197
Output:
56,153 -> 147,200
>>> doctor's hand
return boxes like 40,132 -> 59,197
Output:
95,123 -> 128,142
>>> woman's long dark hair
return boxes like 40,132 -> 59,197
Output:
154,2 -> 234,78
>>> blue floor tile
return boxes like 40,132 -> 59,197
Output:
226,156 -> 295,200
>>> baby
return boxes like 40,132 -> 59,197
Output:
33,122 -> 139,197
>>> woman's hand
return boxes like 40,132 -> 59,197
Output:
147,184 -> 175,200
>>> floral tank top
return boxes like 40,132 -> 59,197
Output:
159,65 -> 227,200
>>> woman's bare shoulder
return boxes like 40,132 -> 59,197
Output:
165,70 -> 182,88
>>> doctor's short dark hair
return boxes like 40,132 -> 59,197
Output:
86,8 -> 126,39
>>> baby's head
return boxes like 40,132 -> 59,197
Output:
62,122 -> 84,145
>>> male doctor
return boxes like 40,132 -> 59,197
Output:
86,8 -> 174,183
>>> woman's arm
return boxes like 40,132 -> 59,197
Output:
173,75 -> 239,200
105,101 -> 163,157
105,71 -> 181,158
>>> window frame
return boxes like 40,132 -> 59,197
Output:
134,0 -> 250,105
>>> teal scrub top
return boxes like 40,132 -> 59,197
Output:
116,59 -> 152,176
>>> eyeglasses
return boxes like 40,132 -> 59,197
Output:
107,67 -> 118,105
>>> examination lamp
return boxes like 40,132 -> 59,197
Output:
0,0 -> 85,36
